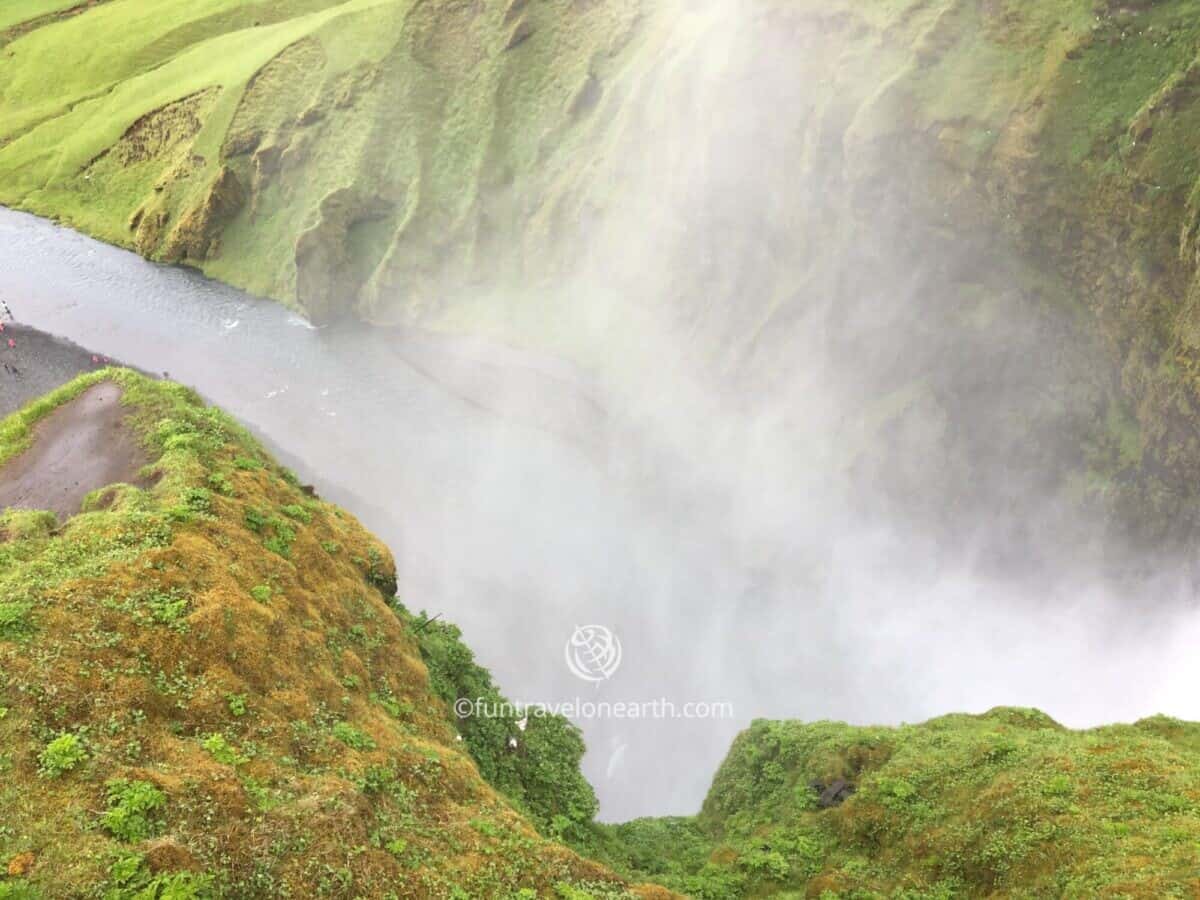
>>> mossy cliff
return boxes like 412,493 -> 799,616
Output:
776,0 -> 1200,544
586,709 -> 1200,898
0,0 -> 647,324
6,1 -> 1200,540
0,371 -> 667,899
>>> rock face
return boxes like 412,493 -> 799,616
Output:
812,777 -> 855,809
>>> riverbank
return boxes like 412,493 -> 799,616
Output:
0,323 -> 127,418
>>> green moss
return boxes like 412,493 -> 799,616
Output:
0,373 -> 639,897
405,608 -> 599,843
590,709 -> 1200,897
330,721 -> 375,751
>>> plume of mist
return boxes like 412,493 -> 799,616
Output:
398,0 -> 1200,820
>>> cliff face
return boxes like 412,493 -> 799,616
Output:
0,371 -> 665,899
0,0 -> 647,323
790,0 -> 1200,543
6,1 -> 1200,543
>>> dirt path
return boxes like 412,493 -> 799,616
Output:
0,381 -> 149,519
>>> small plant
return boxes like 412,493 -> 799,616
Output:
182,487 -> 212,513
243,507 -> 266,532
145,589 -> 190,627
331,722 -> 376,751
263,535 -> 291,558
233,456 -> 263,470
1043,774 -> 1073,798
321,540 -> 341,554
242,776 -> 286,813
38,732 -> 87,777
101,779 -> 167,841
207,472 -> 233,496
107,852 -> 210,897
372,692 -> 413,720
227,693 -> 248,718
470,818 -> 502,838
280,503 -> 312,524
0,601 -> 32,638
250,584 -> 271,604
0,882 -> 43,899
202,733 -> 247,766
739,848 -> 790,880
361,547 -> 394,594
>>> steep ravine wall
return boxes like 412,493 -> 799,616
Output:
6,0 -> 1200,545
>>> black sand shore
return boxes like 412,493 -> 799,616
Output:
0,324 -> 126,418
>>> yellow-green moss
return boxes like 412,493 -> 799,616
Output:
0,372 -> 662,899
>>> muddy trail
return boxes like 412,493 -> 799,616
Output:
0,380 -> 149,519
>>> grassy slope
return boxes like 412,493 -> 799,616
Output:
0,371 -> 668,899
1,381 -> 1199,899
0,0 -> 646,326
585,709 -> 1200,898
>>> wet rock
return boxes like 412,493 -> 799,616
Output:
568,73 -> 603,119
294,188 -> 396,323
811,778 -> 855,808
161,166 -> 246,262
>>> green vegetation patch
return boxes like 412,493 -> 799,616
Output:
588,708 -> 1200,897
0,373 -> 642,897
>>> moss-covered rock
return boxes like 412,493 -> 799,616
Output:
587,708 -> 1200,898
0,371 -> 664,898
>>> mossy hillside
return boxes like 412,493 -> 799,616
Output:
0,371 -> 668,899
405,613 -> 601,847
0,0 -> 1183,547
586,709 -> 1200,899
0,0 -> 647,326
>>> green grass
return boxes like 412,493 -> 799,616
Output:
0,0 -> 647,327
